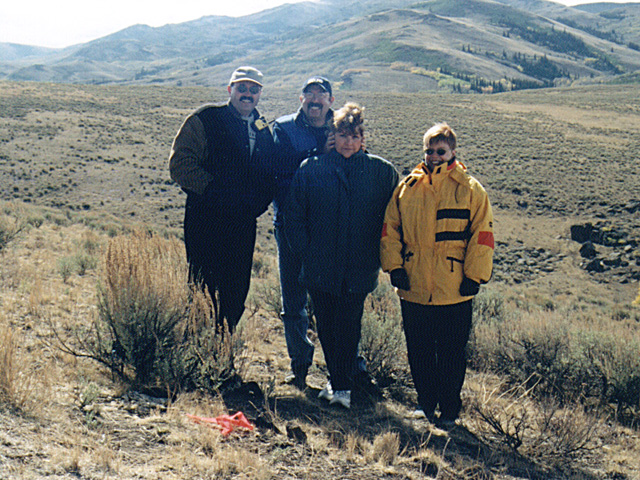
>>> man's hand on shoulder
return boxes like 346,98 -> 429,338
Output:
325,132 -> 335,152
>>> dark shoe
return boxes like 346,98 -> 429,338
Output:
284,370 -> 308,390
354,371 -> 382,399
292,375 -> 307,390
436,417 -> 459,430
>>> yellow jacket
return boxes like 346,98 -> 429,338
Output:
380,160 -> 494,305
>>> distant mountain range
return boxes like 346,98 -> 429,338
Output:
1,0 -> 639,92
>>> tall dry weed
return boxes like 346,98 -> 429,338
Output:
87,230 -> 242,393
0,325 -> 34,410
371,431 -> 400,466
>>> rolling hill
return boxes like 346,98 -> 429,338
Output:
1,0 -> 639,92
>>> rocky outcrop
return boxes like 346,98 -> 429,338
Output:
571,221 -> 640,284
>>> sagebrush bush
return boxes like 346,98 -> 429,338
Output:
469,292 -> 640,422
248,276 -> 282,319
469,377 -> 603,471
360,281 -> 409,391
94,231 -> 187,385
89,230 -> 241,393
167,285 -> 244,394
0,202 -> 26,253
473,288 -> 507,324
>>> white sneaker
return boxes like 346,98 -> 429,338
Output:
412,409 -> 427,419
330,390 -> 351,409
318,381 -> 334,401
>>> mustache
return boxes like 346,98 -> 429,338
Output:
308,102 -> 323,109
240,96 -> 254,102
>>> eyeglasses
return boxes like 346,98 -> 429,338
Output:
425,148 -> 448,156
235,84 -> 262,94
303,91 -> 330,100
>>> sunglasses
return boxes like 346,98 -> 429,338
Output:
235,84 -> 262,94
303,91 -> 330,100
425,148 -> 448,156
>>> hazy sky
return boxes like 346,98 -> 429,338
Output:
0,0 -> 632,48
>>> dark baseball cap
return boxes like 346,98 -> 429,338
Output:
302,76 -> 332,96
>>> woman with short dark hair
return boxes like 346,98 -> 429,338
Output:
284,102 -> 399,409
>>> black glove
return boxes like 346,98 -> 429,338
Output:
459,276 -> 480,296
390,268 -> 410,290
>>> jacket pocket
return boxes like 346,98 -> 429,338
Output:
446,256 -> 464,273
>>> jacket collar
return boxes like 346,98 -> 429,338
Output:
326,149 -> 366,163
227,102 -> 260,121
412,158 -> 469,186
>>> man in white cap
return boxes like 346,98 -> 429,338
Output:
170,66 -> 276,334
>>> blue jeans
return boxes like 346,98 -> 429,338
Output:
275,226 -> 315,376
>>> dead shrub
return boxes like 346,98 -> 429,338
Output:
0,202 -> 27,253
469,376 -> 603,471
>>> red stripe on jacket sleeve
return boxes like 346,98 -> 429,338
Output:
478,231 -> 494,249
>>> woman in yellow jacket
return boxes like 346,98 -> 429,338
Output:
380,123 -> 494,426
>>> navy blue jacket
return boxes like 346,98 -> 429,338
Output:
170,103 -> 276,220
284,150 -> 399,296
272,108 -> 333,227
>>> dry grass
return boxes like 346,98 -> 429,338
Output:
1,213 -> 639,478
0,324 -> 35,410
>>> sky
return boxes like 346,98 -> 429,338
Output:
0,0 -> 306,48
0,0 -> 633,49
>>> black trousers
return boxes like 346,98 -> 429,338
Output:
309,289 -> 368,391
400,299 -> 473,420
184,196 -> 256,333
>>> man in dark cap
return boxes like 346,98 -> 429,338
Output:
271,77 -> 335,389
170,66 -> 276,334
